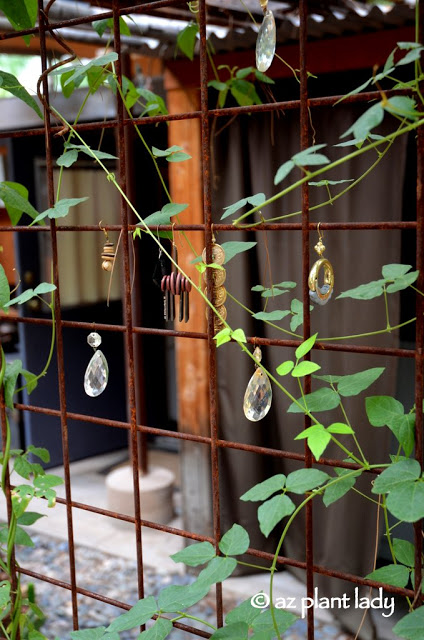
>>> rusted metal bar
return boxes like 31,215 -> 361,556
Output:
112,0 -> 145,601
413,0 -> 424,603
0,221 -> 418,232
37,0 -> 79,629
299,2 -> 314,638
0,88 -> 411,140
198,0 -> 223,628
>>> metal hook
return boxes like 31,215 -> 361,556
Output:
99,220 -> 109,242
317,222 -> 324,241
211,223 -> 216,244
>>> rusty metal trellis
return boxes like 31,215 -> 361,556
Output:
0,0 -> 423,639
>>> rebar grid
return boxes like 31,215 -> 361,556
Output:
0,0 -> 423,639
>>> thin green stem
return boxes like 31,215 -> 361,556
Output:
351,487 -> 380,505
335,392 -> 368,465
0,620 -> 11,640
15,301 -> 55,394
232,117 -> 424,225
319,316 -> 417,342
383,286 -> 391,331
327,434 -> 363,466
172,613 -> 217,631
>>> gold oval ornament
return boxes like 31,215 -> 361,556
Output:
308,258 -> 334,302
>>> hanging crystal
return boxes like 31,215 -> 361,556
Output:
243,346 -> 272,422
84,350 -> 109,397
256,9 -> 276,73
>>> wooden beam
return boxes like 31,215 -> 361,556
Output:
0,34 -> 99,59
165,26 -> 415,88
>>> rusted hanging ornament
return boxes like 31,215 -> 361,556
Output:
203,235 -> 227,334
99,222 -> 116,272
256,0 -> 276,72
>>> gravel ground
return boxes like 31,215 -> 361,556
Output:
16,533 -> 348,640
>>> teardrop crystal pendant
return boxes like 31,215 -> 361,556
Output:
256,10 -> 276,72
243,347 -> 272,422
84,332 -> 109,397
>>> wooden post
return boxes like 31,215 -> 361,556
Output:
164,68 -> 212,537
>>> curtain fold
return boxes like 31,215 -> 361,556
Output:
212,103 -> 407,639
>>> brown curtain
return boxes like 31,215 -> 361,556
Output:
211,103 -> 407,639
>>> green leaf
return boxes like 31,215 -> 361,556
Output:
0,264 -> 10,310
257,494 -> 295,537
309,179 -> 354,186
276,360 -> 294,376
384,96 -> 420,120
390,413 -> 415,457
336,367 -> 384,397
221,193 -> 266,220
4,359 -> 23,409
167,151 -> 192,163
327,422 -> 354,434
337,279 -> 386,300
219,524 -> 250,556
220,241 -> 257,263
17,511 -> 45,526
365,396 -> 403,427
393,538 -> 415,568
0,181 -> 39,224
393,607 -> 424,640
386,270 -> 419,293
251,609 -> 297,636
231,328 -> 247,344
34,283 -> 56,296
382,263 -> 412,279
14,455 -> 32,479
386,482 -> 424,522
295,333 -> 318,359
294,424 -> 331,460
334,78 -> 372,104
209,80 -> 228,91
323,469 -> 359,507
176,22 -> 199,60
106,597 -> 157,633
0,581 -> 11,608
33,474 -> 63,490
0,0 -> 37,35
0,524 -> 34,547
288,387 -> 340,413
253,310 -> 291,322
292,144 -> 329,167
313,374 -> 343,384
274,160 -> 295,185
372,459 -> 421,494
27,445 -> 50,462
261,288 -> 291,298
230,79 -> 261,107
341,103 -> 384,141
35,197 -> 89,223
240,474 -> 286,502
214,327 -> 232,347
171,541 -> 216,567
285,468 -> 330,494
70,630 -> 107,640
138,618 -> 173,640
291,361 -> 321,377
0,70 -> 42,118
57,149 -> 79,168
225,597 -> 262,626
365,564 -> 410,588
397,47 -> 424,67
62,53 -> 118,86
210,623 -> 249,640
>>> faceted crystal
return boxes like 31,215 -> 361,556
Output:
243,368 -> 272,422
87,332 -> 102,348
84,350 -> 109,397
256,10 -> 276,72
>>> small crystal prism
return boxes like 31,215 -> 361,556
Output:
84,350 -> 109,397
243,367 -> 272,422
87,332 -> 102,348
253,346 -> 262,364
256,10 -> 276,73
